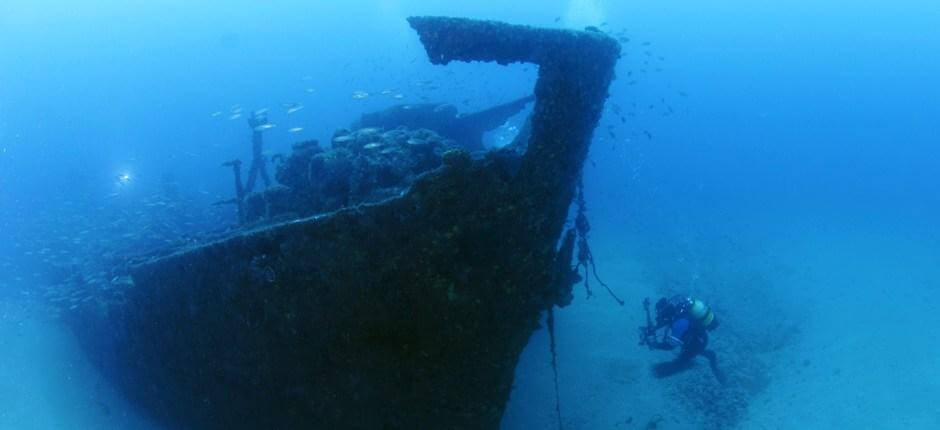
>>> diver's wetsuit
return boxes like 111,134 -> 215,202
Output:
650,318 -> 726,384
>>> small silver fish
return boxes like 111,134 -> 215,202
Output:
254,124 -> 276,132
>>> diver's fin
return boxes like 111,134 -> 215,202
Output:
456,94 -> 535,133
703,349 -> 727,385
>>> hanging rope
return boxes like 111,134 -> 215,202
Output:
547,307 -> 564,430
573,178 -> 624,306
545,177 -> 625,429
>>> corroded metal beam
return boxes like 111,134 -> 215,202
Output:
410,16 -> 620,269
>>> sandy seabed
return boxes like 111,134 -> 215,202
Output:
503,212 -> 940,429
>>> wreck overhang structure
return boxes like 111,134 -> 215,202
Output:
73,17 -> 620,429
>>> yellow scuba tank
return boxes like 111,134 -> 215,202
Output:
689,298 -> 717,329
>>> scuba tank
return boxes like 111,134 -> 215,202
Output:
688,297 -> 718,330
656,295 -> 719,331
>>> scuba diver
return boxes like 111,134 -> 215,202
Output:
245,109 -> 273,193
638,295 -> 727,384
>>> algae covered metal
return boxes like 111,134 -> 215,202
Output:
72,16 -> 620,429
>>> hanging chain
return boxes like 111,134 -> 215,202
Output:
573,178 -> 624,306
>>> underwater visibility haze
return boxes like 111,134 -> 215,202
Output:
1,0 -> 939,429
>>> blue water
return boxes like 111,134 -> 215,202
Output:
2,1 -> 939,428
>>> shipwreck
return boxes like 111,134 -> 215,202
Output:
67,16 -> 620,429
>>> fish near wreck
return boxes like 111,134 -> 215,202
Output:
352,94 -> 535,152
66,16 -> 621,430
